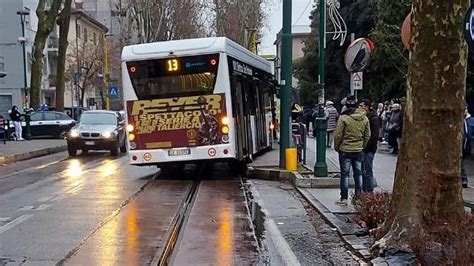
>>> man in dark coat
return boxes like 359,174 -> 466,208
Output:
359,99 -> 380,192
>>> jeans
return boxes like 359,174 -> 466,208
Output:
13,121 -> 22,140
362,152 -> 375,192
461,158 -> 468,185
338,151 -> 363,200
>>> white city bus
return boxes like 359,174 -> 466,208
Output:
121,37 -> 275,169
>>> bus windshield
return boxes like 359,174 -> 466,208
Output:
126,54 -> 219,100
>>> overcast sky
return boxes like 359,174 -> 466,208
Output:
260,0 -> 314,55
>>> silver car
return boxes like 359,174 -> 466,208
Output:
66,110 -> 126,156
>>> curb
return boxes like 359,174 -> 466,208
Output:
0,145 -> 67,165
248,166 -> 354,189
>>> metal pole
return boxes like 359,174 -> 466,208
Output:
349,33 -> 355,96
314,0 -> 328,177
18,12 -> 32,140
279,0 -> 292,168
75,16 -> 80,112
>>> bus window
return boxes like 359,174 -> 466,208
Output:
126,54 -> 219,100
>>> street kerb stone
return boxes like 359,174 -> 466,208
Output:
0,145 -> 67,165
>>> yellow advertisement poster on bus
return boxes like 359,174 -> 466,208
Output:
127,94 -> 228,149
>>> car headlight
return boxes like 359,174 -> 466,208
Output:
70,130 -> 79,138
101,131 -> 112,138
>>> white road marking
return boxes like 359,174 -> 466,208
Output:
17,206 -> 35,211
0,217 -> 11,223
36,204 -> 52,210
0,214 -> 34,235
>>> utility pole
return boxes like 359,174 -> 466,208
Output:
314,0 -> 328,177
279,0 -> 292,167
17,9 -> 32,140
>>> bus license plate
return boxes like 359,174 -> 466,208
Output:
168,149 -> 191,156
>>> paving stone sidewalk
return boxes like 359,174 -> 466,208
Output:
0,139 -> 67,165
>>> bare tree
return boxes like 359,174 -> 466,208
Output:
67,41 -> 104,107
122,0 -> 206,44
55,0 -> 73,112
30,0 -> 63,109
374,0 -> 468,252
209,0 -> 267,47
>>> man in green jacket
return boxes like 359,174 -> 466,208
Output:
334,96 -> 371,206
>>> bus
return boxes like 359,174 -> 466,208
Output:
121,37 -> 275,170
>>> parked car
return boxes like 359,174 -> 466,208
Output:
66,110 -> 127,156
13,111 -> 75,139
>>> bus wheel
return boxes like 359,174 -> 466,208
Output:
227,160 -> 248,176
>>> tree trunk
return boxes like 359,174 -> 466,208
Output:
30,0 -> 62,109
374,0 -> 468,252
55,0 -> 73,112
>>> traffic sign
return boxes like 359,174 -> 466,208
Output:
464,4 -> 474,51
352,72 -> 363,91
344,38 -> 375,73
108,86 -> 119,97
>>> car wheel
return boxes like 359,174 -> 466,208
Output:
120,141 -> 127,153
58,130 -> 68,139
68,145 -> 77,157
110,141 -> 119,156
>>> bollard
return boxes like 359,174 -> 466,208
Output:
285,148 -> 297,171
24,111 -> 32,140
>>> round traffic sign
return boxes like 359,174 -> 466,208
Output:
344,38 -> 375,73
464,4 -> 474,51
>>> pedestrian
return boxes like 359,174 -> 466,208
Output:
9,105 -> 24,141
386,103 -> 402,154
325,101 -> 339,147
334,95 -> 371,206
376,103 -> 384,141
359,99 -> 380,192
462,107 -> 471,188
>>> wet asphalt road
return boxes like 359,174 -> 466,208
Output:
0,153 -> 258,265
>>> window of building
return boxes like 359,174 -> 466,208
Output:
76,24 -> 81,38
84,27 -> 88,42
0,95 -> 12,118
93,32 -> 97,45
24,7 -> 31,27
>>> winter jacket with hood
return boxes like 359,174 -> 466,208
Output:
334,108 -> 371,153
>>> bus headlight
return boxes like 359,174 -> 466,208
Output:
221,125 -> 229,134
221,116 -> 229,125
129,133 -> 136,141
126,124 -> 134,132
70,130 -> 79,138
102,131 -> 112,138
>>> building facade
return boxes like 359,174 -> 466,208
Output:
64,10 -> 108,110
274,25 -> 311,89
0,0 -> 59,116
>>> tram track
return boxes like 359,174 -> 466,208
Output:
153,164 -> 206,265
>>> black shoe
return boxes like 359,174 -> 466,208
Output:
391,150 -> 399,155
462,183 -> 468,188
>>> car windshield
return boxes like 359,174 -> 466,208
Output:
80,113 -> 116,125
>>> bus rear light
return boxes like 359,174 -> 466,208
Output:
129,66 -> 137,73
126,124 -> 134,132
129,133 -> 136,141
131,155 -> 138,161
221,116 -> 229,125
223,149 -> 229,155
210,59 -> 217,65
221,125 -> 229,134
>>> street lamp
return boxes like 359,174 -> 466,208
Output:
17,9 -> 32,140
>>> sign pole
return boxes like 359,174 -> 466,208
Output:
314,0 -> 328,177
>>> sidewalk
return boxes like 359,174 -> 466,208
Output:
0,139 -> 67,165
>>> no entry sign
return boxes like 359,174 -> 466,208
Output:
464,4 -> 474,51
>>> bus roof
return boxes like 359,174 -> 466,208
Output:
122,37 -> 273,74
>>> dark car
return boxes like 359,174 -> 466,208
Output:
66,110 -> 126,156
13,111 -> 75,139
